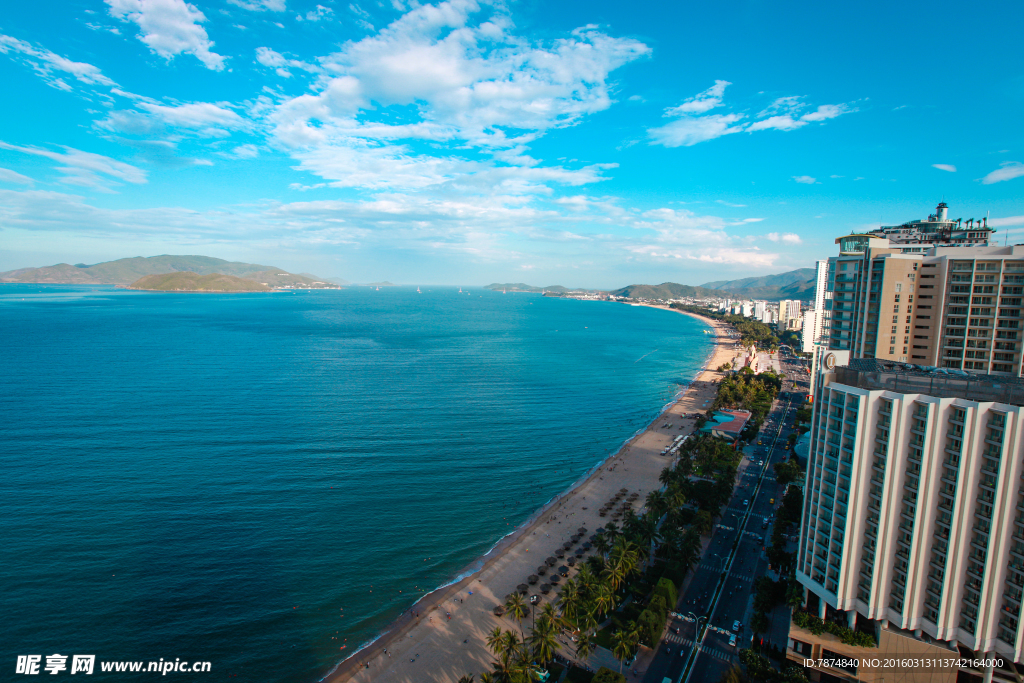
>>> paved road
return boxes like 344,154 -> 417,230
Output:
643,354 -> 807,683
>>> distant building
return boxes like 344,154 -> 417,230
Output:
801,310 -> 817,353
781,299 -> 802,322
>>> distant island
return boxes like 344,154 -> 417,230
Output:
0,255 -> 346,287
128,272 -> 273,292
363,281 -> 396,287
485,283 -> 571,293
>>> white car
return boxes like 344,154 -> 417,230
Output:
732,620 -> 741,632
729,634 -> 737,648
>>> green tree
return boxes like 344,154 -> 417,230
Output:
528,618 -> 558,665
611,622 -> 639,674
504,592 -> 528,637
576,631 -> 594,661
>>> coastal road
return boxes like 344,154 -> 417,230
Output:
642,368 -> 804,683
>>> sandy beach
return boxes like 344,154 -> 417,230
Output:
326,306 -> 741,683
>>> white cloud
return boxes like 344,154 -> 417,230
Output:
757,95 -> 802,118
255,46 -> 320,77
715,200 -> 747,208
829,174 -> 843,178
981,162 -> 1024,185
765,231 -> 801,244
649,83 -> 855,147
0,167 -> 35,185
665,80 -> 730,115
932,163 -> 956,172
229,144 -> 259,159
0,141 -> 146,191
138,101 -> 248,130
0,34 -> 117,89
263,1 -> 649,191
793,175 -> 817,184
989,216 -> 1024,227
106,0 -> 226,71
647,113 -> 745,148
303,5 -> 333,21
228,0 -> 285,11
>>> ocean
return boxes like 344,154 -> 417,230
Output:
0,285 -> 712,681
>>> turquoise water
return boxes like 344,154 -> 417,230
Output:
0,285 -> 711,681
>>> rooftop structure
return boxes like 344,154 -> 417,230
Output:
700,409 -> 751,441
866,202 -> 995,253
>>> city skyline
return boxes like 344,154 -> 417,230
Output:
1,0 -> 1022,286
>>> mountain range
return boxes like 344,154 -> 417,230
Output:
0,255 -> 346,287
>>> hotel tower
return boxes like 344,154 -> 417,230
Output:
788,204 -> 1024,683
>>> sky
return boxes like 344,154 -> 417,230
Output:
0,0 -> 1022,286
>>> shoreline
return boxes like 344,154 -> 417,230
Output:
325,305 -> 740,683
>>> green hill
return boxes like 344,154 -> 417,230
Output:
609,282 -> 717,299
698,268 -> 815,299
0,255 -> 337,286
127,272 -> 272,292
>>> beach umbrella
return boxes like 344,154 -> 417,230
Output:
563,542 -> 573,550
582,542 -> 592,550
545,557 -> 557,566
557,565 -> 569,576
493,605 -> 505,616
537,565 -> 547,575
575,549 -> 585,558
598,511 -> 607,517
595,527 -> 605,534
555,549 -> 565,557
549,574 -> 561,584
540,584 -> 551,594
577,527 -> 587,534
620,488 -> 628,493
517,584 -> 529,595
588,535 -> 597,542
528,574 -> 539,585
566,556 -> 576,566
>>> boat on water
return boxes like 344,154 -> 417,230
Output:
417,287 -> 421,293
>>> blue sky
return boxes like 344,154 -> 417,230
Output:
0,0 -> 1021,286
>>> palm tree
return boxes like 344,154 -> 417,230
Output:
528,619 -> 558,666
611,624 -> 639,674
486,626 -> 506,657
537,602 -> 564,632
645,489 -> 667,518
593,583 -> 616,618
592,534 -> 611,557
504,592 -> 528,637
602,561 -> 626,592
603,522 -> 620,543
575,631 -> 594,662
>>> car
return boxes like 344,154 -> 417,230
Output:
732,620 -> 741,632
762,520 -> 769,529
770,498 -> 775,504
743,499 -> 749,507
672,626 -> 681,634
729,634 -> 737,647
664,644 -> 672,654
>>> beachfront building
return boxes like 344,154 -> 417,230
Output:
782,299 -> 802,322
699,409 -> 751,442
789,348 -> 1024,682
820,223 -> 1024,374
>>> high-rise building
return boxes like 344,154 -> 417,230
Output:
821,213 -> 1024,375
801,310 -> 817,353
790,349 -> 1024,683
789,208 -> 1024,682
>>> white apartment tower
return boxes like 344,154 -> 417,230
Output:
794,353 -> 1024,681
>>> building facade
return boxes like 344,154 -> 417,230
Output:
793,353 -> 1024,681
821,235 -> 1024,375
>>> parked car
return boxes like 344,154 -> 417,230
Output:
729,634 -> 738,648
732,620 -> 741,632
